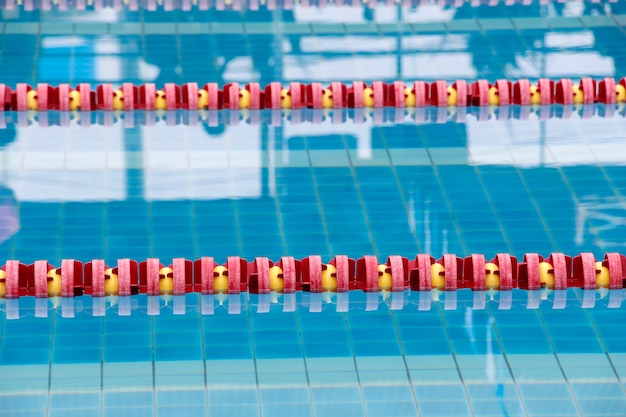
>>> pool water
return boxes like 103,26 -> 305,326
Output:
1,1 -> 626,416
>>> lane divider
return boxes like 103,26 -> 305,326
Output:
1,252 -> 624,299
2,78 -> 625,113
2,0 -> 619,11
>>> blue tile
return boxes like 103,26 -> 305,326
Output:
315,402 -> 366,417
157,406 -> 207,417
209,389 -> 258,405
209,405 -> 260,417
419,401 -> 472,417
362,386 -> 414,402
263,403 -> 312,417
157,390 -> 205,406
366,401 -> 418,417
261,388 -> 310,404
524,399 -> 579,415
312,387 -> 362,403
0,395 -> 48,411
48,410 -> 101,417
103,408 -> 154,417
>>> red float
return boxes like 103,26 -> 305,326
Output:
193,256 -> 217,294
245,83 -> 263,110
492,254 -> 517,290
264,82 -> 282,109
518,253 -> 543,290
573,253 -> 596,290
97,84 -> 115,110
301,255 -> 323,292
276,256 -> 301,293
513,79 -> 531,105
386,255 -> 409,291
408,254 -> 435,291
247,257 -> 273,294
430,80 -> 448,107
463,254 -> 486,290
2,261 -> 29,298
603,252 -> 626,290
471,80 -> 490,106
597,78 -> 616,104
356,255 -> 379,292
546,252 -> 571,290
329,255 -> 355,292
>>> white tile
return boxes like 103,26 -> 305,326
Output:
356,356 -> 406,371
558,353 -> 612,368
308,371 -> 359,386
104,362 -> 152,377
0,365 -> 49,380
405,355 -> 457,370
205,359 -> 255,374
507,354 -> 559,369
52,363 -> 100,379
564,367 -> 619,383
306,357 -> 356,373
257,372 -> 308,387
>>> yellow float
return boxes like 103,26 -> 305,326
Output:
213,265 -> 229,294
159,267 -> 174,295
322,88 -> 333,109
595,261 -> 610,289
322,264 -> 337,292
47,268 -> 62,297
530,85 -> 541,105
378,264 -> 392,291
104,268 -> 119,296
155,90 -> 167,110
113,90 -> 125,111
239,89 -> 251,109
485,262 -> 500,290
488,87 -> 500,106
446,87 -> 458,106
572,86 -> 584,105
269,266 -> 284,293
363,87 -> 375,107
26,89 -> 38,110
0,269 -> 6,298
198,89 -> 209,109
404,87 -> 416,107
431,263 -> 445,291
69,90 -> 81,111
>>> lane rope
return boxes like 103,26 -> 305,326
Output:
2,78 -> 625,113
1,252 -> 624,299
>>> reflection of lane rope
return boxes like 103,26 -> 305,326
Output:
0,0 -> 620,11
2,104 -> 626,128
0,252 -> 624,300
1,78 -> 625,113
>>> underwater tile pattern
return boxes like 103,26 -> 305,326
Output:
0,111 -> 625,265
1,290 -> 626,417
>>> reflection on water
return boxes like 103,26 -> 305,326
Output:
1,2 -> 626,86
0,108 -> 624,265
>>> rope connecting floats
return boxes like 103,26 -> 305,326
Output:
1,252 -> 625,300
2,78 -> 626,114
2,0 -> 617,12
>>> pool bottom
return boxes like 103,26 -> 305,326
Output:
1,355 -> 625,417
0,290 -> 625,417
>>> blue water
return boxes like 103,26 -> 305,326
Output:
1,1 -> 626,416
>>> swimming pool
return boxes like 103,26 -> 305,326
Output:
1,1 -> 626,416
